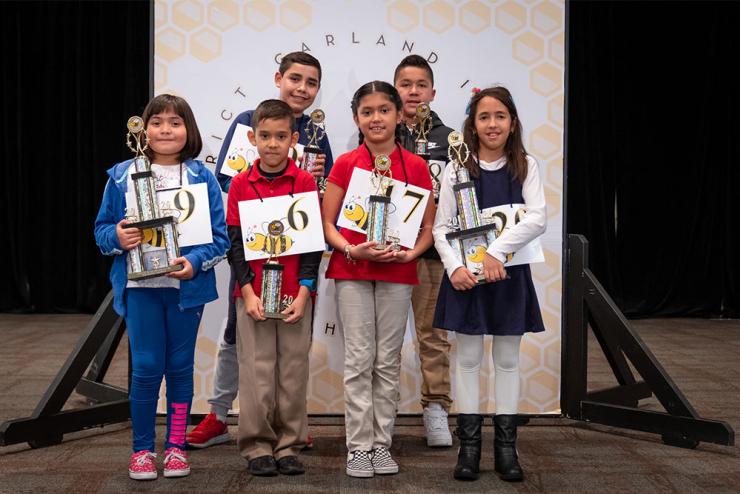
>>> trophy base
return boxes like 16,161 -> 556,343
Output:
264,312 -> 287,320
128,263 -> 184,281
127,216 -> 177,230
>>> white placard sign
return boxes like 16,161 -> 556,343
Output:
481,203 -> 545,266
125,183 -> 213,248
221,123 -> 305,178
238,191 -> 324,261
337,168 -> 430,249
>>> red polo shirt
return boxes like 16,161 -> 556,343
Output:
325,145 -> 433,285
226,159 -> 319,299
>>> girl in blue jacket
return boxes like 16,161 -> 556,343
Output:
94,94 -> 229,481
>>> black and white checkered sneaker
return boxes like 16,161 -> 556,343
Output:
370,446 -> 399,475
346,450 -> 374,478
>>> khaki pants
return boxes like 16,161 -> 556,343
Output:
411,258 -> 452,410
236,298 -> 312,460
336,280 -> 413,452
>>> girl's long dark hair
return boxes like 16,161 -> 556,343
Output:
142,93 -> 203,162
350,81 -> 403,146
462,86 -> 528,183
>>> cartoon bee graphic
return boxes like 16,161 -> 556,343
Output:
466,244 -> 487,264
226,151 -> 248,173
244,225 -> 294,256
343,200 -> 369,231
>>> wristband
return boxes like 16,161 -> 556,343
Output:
299,279 -> 316,291
344,243 -> 356,263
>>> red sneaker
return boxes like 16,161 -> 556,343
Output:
128,450 -> 157,480
163,447 -> 190,478
304,433 -> 314,450
186,412 -> 230,449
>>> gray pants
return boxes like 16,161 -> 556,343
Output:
208,339 -> 238,418
336,280 -> 413,452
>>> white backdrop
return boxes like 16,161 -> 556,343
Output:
154,0 -> 564,415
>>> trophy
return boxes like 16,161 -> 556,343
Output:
261,220 -> 286,319
444,131 -> 498,283
302,109 -> 326,189
414,102 -> 433,161
367,154 -> 397,250
124,116 -> 183,280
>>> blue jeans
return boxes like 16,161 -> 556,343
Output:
125,288 -> 203,452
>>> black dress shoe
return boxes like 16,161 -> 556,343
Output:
277,455 -> 305,475
248,455 -> 278,476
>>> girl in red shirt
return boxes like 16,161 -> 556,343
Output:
322,81 -> 435,478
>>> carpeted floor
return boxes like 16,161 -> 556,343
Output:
0,315 -> 738,493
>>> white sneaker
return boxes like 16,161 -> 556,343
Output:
423,403 -> 453,447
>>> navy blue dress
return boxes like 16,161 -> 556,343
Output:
433,167 -> 546,336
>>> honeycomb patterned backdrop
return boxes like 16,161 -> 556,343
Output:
154,0 -> 564,415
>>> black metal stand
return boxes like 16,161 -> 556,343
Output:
562,234 -> 734,448
0,291 -> 130,448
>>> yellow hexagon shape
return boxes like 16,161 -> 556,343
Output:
495,1 -> 526,34
460,1 -> 491,34
544,334 -> 561,370
156,27 -> 187,62
513,31 -> 544,66
423,0 -> 455,34
208,0 -> 240,32
280,0 -> 311,32
546,278 -> 561,310
190,27 -> 222,63
531,0 -> 562,35
518,339 -> 542,374
531,247 -> 559,281
529,123 -> 561,158
154,0 -> 168,30
172,0 -> 204,32
548,93 -> 564,127
546,157 -> 563,188
526,369 -> 559,405
310,366 -> 343,403
194,345 -> 217,372
544,183 -> 561,219
549,30 -> 565,66
388,0 -> 420,33
154,60 -> 167,93
530,62 -> 562,96
244,0 -> 276,31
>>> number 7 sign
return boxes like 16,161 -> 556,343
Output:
338,168 -> 431,249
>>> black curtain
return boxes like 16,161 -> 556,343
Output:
0,1 -> 150,312
567,0 -> 740,318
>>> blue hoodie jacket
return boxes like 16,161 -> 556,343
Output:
94,158 -> 229,317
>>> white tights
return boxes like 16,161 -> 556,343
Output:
455,333 -> 522,415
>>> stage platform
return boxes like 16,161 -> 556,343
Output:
1,314 -> 738,493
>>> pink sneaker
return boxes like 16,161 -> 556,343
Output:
163,447 -> 190,478
128,450 -> 157,480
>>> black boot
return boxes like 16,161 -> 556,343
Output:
453,414 -> 482,481
493,414 -> 524,481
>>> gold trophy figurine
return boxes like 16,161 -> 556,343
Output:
414,102 -> 433,160
302,109 -> 326,172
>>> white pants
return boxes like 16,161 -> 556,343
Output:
455,333 -> 522,414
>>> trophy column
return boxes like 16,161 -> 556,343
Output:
124,116 -> 183,280
261,220 -> 287,319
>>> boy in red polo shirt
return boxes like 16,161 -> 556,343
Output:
226,100 -> 321,477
